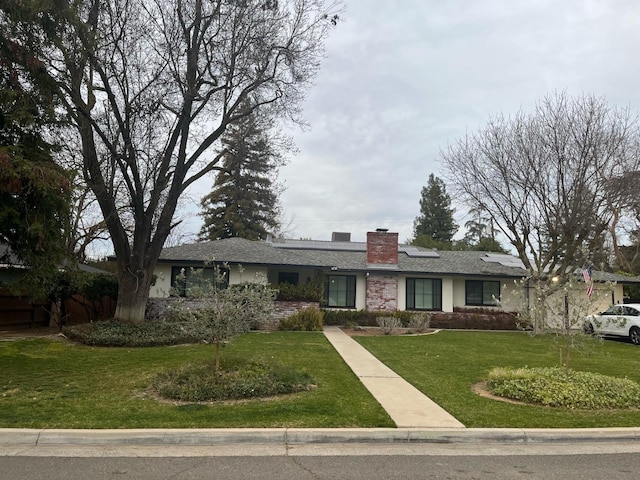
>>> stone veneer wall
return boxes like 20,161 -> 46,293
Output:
365,274 -> 398,312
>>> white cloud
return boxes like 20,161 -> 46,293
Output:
181,0 -> 640,245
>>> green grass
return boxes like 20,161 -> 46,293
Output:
0,332 -> 393,429
356,331 -> 640,428
6,330 -> 640,429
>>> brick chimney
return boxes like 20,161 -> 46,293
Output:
366,229 -> 398,266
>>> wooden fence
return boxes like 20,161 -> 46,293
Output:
0,289 -> 50,330
0,289 -> 116,330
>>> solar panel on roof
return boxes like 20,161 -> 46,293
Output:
481,253 -> 526,269
271,239 -> 366,251
399,246 -> 440,258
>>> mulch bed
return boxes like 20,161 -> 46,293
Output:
340,326 -> 436,337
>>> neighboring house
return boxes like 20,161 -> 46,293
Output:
152,229 -> 535,313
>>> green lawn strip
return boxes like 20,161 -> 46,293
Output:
356,331 -> 640,428
0,332 -> 393,428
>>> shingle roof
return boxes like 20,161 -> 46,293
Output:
589,270 -> 640,284
158,238 -> 530,278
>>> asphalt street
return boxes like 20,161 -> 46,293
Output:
2,443 -> 640,480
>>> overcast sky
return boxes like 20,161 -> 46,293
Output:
181,0 -> 640,246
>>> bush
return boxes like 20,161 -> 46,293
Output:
80,273 -> 119,302
152,359 -> 315,402
376,316 -> 401,334
408,312 -> 432,332
63,319 -> 210,347
321,309 -> 412,327
275,280 -> 323,302
486,366 -> 640,409
431,309 -> 519,330
279,307 -> 323,331
48,271 -> 118,304
322,309 -> 373,326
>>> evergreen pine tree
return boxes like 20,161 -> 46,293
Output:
199,108 -> 284,241
412,174 -> 458,245
460,205 -> 509,253
0,40 -> 71,295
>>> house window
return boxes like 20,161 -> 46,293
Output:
170,266 -> 228,297
465,280 -> 500,306
406,278 -> 442,310
278,272 -> 299,285
325,275 -> 356,308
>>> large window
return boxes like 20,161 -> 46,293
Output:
325,275 -> 356,308
406,278 -> 442,311
171,266 -> 228,297
465,280 -> 500,306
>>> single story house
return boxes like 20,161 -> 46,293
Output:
151,229 -> 540,313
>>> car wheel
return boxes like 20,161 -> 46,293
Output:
630,327 -> 640,345
584,322 -> 595,335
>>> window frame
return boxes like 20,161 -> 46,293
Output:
277,272 -> 300,285
406,277 -> 442,311
465,279 -> 500,306
170,265 -> 228,297
324,274 -> 356,308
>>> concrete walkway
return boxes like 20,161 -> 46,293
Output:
322,326 -> 465,429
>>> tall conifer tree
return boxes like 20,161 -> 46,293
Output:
0,37 -> 71,294
413,174 -> 458,245
199,107 -> 284,241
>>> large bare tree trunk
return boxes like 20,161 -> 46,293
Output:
114,268 -> 154,323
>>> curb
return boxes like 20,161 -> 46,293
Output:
2,428 -> 640,446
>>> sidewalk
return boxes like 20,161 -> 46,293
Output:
2,427 -> 640,447
322,326 -> 464,429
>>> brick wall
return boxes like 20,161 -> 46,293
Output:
365,274 -> 398,312
257,301 -> 321,330
366,230 -> 398,265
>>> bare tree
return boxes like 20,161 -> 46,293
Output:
443,92 -> 640,281
1,0 -> 340,321
604,171 -> 640,273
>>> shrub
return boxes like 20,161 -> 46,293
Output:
408,312 -> 432,332
279,307 -> 323,331
152,359 -> 315,402
376,316 -> 401,334
322,309 -> 412,327
322,309 -> 372,326
486,366 -> 640,409
80,273 -> 119,302
275,279 -> 323,302
431,309 -> 519,330
63,319 -> 210,347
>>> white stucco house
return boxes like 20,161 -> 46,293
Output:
149,229 -> 640,330
151,229 -> 538,314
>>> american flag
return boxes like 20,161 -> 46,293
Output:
583,267 -> 593,298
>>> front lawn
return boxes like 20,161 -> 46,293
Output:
0,332 -> 393,428
5,330 -> 640,429
356,331 -> 640,428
